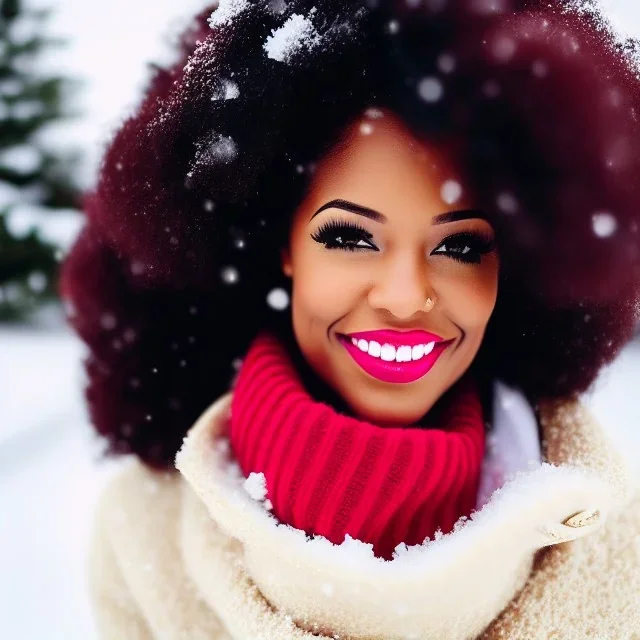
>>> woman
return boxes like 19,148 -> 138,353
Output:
61,1 -> 640,638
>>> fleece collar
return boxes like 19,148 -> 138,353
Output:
175,385 -> 632,640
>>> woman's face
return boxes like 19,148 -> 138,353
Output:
282,110 -> 499,425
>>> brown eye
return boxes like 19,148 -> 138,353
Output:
431,232 -> 495,264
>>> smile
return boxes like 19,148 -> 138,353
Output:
338,329 -> 452,384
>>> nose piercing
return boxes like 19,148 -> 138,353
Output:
424,297 -> 436,312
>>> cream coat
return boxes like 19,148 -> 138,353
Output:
89,391 -> 640,640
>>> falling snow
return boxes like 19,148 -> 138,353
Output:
532,59 -> 549,78
7,2 -> 640,635
492,36 -> 517,62
418,76 -> 443,103
100,312 -> 117,330
440,180 -> 463,205
387,20 -> 399,35
592,211 -> 618,238
27,271 -> 47,293
131,261 -> 145,276
221,266 -> 239,284
496,192 -> 518,214
436,52 -> 456,74
267,287 -> 289,310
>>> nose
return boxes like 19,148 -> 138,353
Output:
367,250 -> 435,320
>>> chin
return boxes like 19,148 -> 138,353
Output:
348,395 -> 434,427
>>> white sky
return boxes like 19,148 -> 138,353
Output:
30,0 -> 640,188
33,0 -> 211,186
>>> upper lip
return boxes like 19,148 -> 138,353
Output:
341,329 -> 445,348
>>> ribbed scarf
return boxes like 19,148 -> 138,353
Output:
229,331 -> 486,560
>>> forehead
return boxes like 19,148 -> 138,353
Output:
301,109 -> 474,221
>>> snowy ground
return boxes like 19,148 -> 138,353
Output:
0,306 -> 119,639
2,0 -> 640,638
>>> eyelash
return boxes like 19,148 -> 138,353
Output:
310,219 -> 496,264
431,231 -> 496,264
311,219 -> 378,252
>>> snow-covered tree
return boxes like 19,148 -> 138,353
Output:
0,0 -> 81,321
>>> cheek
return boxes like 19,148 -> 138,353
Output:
434,262 -> 498,333
291,249 -> 368,332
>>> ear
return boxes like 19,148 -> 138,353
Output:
280,246 -> 293,277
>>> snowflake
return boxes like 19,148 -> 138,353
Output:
417,76 -> 443,103
440,180 -> 463,205
266,287 -> 289,310
592,211 -> 617,238
264,11 -> 321,63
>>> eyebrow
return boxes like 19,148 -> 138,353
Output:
432,209 -> 492,225
311,199 -> 386,223
310,199 -> 491,226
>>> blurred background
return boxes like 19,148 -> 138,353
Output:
0,0 -> 639,638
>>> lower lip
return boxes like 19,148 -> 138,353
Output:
338,336 -> 451,384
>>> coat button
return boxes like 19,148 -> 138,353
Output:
562,508 -> 601,528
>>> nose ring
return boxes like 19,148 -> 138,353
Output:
424,297 -> 436,312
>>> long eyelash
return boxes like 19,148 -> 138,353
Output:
435,231 -> 497,263
311,218 -> 374,250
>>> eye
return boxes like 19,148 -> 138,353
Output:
431,231 -> 496,264
311,219 -> 379,252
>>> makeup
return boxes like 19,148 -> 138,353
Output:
338,329 -> 453,384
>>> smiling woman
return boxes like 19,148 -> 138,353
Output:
59,1 -> 640,639
282,110 -> 499,425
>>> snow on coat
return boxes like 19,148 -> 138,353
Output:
88,388 -> 639,639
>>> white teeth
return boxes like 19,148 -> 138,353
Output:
380,343 -> 396,361
368,341 -> 381,357
348,337 -> 439,362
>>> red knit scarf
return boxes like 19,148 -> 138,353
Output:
229,331 -> 486,560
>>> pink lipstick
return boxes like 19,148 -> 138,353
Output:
338,329 -> 452,384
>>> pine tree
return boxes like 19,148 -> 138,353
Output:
0,0 -> 81,322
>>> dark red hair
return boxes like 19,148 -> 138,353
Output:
60,0 -> 640,468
